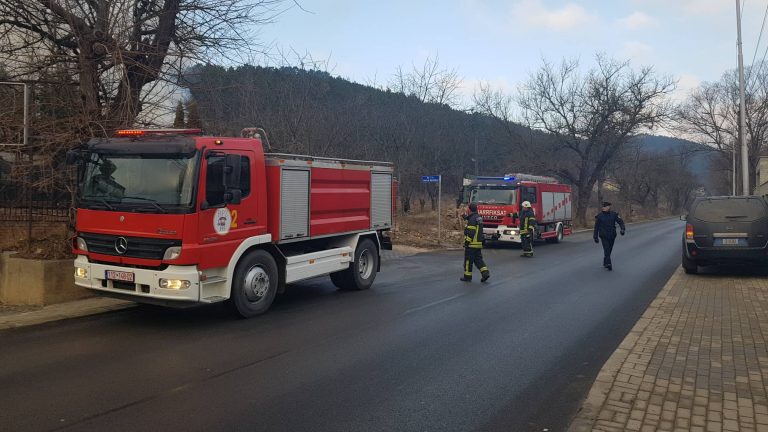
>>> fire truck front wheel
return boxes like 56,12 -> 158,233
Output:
330,238 -> 379,291
230,250 -> 279,318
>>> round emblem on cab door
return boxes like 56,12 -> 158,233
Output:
214,208 -> 232,235
120,216 -> 125,222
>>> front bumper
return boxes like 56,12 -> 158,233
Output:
74,255 -> 202,304
484,226 -> 521,243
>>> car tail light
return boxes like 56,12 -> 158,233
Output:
685,224 -> 694,240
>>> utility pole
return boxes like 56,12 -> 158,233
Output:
474,137 -> 478,176
737,0 -> 749,195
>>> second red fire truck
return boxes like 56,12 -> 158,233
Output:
461,173 -> 573,244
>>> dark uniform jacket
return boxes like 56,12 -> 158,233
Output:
520,209 -> 537,235
464,212 -> 484,249
594,211 -> 626,240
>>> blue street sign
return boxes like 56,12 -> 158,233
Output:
421,175 -> 440,183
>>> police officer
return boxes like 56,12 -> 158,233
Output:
461,202 -> 490,283
519,201 -> 537,257
593,201 -> 626,270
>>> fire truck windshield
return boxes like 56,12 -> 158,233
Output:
470,187 -> 517,205
79,152 -> 198,212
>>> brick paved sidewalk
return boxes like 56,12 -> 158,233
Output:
569,267 -> 768,432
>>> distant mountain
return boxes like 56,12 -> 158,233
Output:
635,134 -> 713,184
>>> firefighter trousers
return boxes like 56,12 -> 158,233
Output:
521,233 -> 534,257
463,247 -> 489,279
600,235 -> 616,266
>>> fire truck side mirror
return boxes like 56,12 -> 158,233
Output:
225,189 -> 242,205
223,154 -> 242,189
222,154 -> 243,205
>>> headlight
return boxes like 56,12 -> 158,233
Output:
75,267 -> 88,279
163,246 -> 182,260
76,237 -> 88,252
159,279 -> 191,290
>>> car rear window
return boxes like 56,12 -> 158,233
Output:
693,198 -> 768,222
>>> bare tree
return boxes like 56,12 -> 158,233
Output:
675,65 -> 768,194
390,55 -> 463,107
517,56 -> 675,225
0,0 -> 286,134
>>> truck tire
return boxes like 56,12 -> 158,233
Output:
546,224 -> 564,244
331,238 -> 379,291
682,250 -> 698,274
229,250 -> 279,318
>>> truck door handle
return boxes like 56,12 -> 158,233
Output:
244,219 -> 257,225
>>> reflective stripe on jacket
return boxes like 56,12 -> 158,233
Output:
520,209 -> 537,235
464,213 -> 484,249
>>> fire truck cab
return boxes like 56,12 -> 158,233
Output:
461,174 -> 573,244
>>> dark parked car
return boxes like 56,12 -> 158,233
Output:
683,196 -> 768,274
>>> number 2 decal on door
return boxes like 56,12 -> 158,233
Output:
230,209 -> 238,228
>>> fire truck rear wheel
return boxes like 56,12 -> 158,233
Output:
546,224 -> 564,244
331,238 -> 378,291
229,250 -> 279,318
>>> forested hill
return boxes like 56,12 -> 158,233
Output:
183,64 -> 703,210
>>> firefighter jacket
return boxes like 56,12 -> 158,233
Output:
520,209 -> 537,235
464,212 -> 484,249
594,211 -> 626,240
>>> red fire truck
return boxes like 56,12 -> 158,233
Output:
68,128 -> 394,317
461,174 -> 573,244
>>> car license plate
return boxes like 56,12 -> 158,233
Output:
105,270 -> 135,282
715,238 -> 744,246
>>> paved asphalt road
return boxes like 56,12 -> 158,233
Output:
0,219 -> 684,432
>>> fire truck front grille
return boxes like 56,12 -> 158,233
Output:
81,233 -> 181,260
481,216 -> 502,226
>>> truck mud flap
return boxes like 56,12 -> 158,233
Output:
379,233 -> 393,250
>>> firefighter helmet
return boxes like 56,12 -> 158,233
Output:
522,201 -> 532,208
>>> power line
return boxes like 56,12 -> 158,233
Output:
747,2 -> 768,89
748,37 -> 768,91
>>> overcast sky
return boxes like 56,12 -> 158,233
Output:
256,0 -> 768,104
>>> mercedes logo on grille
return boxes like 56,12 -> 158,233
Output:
115,237 -> 129,255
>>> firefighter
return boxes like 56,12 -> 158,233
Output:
519,201 -> 537,257
461,202 -> 490,283
593,201 -> 626,271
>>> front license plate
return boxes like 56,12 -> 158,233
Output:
105,270 -> 135,282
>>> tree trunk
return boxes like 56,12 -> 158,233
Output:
575,185 -> 592,227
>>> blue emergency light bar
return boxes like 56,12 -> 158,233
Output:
475,176 -> 516,182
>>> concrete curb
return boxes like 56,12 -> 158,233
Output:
567,267 -> 682,431
0,297 -> 135,331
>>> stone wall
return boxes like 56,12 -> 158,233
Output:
0,252 -> 90,306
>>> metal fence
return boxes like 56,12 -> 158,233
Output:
0,182 -> 71,223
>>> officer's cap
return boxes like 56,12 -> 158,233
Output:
602,201 -> 612,207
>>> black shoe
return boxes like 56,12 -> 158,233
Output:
460,276 -> 472,282
607,265 -> 612,271
481,273 -> 490,283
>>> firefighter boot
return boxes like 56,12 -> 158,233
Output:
481,270 -> 490,283
460,276 -> 472,282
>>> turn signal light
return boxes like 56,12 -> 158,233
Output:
685,224 -> 694,240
